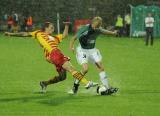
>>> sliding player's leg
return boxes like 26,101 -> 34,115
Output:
62,61 -> 98,89
70,63 -> 89,94
40,70 -> 67,93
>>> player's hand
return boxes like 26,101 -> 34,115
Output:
4,32 -> 10,36
63,21 -> 71,25
113,30 -> 118,35
63,17 -> 71,25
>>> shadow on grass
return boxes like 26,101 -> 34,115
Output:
0,91 -> 98,106
38,95 -> 85,106
0,91 -> 56,103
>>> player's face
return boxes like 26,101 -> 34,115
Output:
47,24 -> 55,34
93,21 -> 102,29
148,13 -> 152,17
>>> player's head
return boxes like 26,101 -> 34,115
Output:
41,22 -> 54,34
148,13 -> 152,17
91,16 -> 102,29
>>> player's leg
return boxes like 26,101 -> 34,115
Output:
90,49 -> 108,88
95,61 -> 118,95
40,71 -> 67,86
62,61 -> 98,89
92,49 -> 118,95
145,28 -> 149,46
62,61 -> 88,84
81,63 -> 89,75
39,48 -> 79,93
74,63 -> 89,84
76,46 -> 89,75
52,48 -> 96,87
95,61 -> 109,89
40,70 -> 67,92
150,28 -> 154,46
70,63 -> 89,94
95,62 -> 111,90
69,46 -> 90,94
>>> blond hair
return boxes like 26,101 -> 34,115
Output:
92,16 -> 102,25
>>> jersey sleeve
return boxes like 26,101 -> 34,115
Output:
29,30 -> 41,39
77,25 -> 89,39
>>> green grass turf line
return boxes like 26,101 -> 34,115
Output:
0,34 -> 160,116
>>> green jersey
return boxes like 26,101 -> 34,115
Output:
77,24 -> 103,49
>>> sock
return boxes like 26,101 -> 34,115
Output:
99,71 -> 109,89
72,71 -> 89,85
73,83 -> 79,93
74,71 -> 84,84
74,79 -> 80,84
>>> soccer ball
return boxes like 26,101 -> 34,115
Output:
97,85 -> 107,95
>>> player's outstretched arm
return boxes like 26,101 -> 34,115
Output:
100,28 -> 117,35
62,22 -> 70,39
5,32 -> 31,37
69,34 -> 77,54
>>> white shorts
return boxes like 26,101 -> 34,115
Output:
76,45 -> 102,65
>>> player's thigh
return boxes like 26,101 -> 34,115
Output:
90,49 -> 102,63
62,61 -> 75,73
76,47 -> 88,64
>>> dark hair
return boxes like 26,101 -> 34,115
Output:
41,22 -> 52,31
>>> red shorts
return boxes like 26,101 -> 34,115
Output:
48,49 -> 70,72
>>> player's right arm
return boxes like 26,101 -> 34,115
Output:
5,32 -> 31,37
69,34 -> 77,54
69,25 -> 88,53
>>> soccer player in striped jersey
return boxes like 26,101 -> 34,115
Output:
5,22 -> 98,93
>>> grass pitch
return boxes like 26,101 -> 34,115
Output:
0,34 -> 160,116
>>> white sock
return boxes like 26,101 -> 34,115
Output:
99,71 -> 109,89
74,79 -> 80,84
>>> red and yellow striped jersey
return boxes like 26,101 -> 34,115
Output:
30,30 -> 63,60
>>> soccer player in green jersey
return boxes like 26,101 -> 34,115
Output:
69,16 -> 118,95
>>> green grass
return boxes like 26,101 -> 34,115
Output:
0,34 -> 160,116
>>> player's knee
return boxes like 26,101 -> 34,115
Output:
96,62 -> 104,71
97,65 -> 104,72
99,67 -> 104,72
99,65 -> 104,72
59,72 -> 67,81
62,61 -> 74,73
83,70 -> 88,74
59,75 -> 66,81
82,68 -> 88,74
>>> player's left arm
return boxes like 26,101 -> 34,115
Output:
99,28 -> 117,35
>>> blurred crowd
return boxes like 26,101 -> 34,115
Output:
0,11 -> 33,32
0,12 -> 131,38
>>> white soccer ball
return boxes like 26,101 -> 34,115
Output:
97,85 -> 107,95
